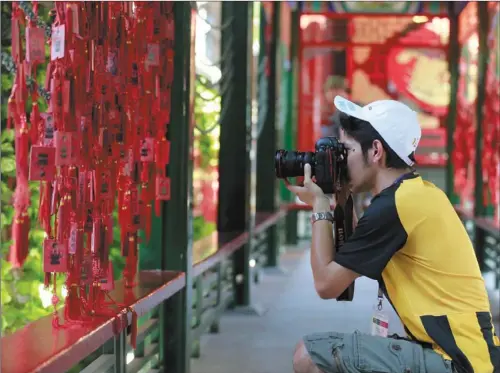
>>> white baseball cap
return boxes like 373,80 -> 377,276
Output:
334,96 -> 421,167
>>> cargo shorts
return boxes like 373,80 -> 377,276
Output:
303,330 -> 455,373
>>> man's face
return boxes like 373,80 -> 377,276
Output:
339,129 -> 377,194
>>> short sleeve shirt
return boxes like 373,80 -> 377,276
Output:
334,173 -> 500,373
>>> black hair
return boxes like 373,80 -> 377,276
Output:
336,111 -> 415,169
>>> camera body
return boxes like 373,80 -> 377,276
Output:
275,136 -> 348,194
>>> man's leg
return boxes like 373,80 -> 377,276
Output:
293,331 -> 347,373
293,330 -> 455,373
293,340 -> 325,373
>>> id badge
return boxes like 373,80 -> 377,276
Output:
371,310 -> 389,337
370,295 -> 389,337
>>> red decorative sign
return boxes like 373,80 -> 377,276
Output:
29,145 -> 56,181
43,239 -> 68,273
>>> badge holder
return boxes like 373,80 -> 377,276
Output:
370,287 -> 389,337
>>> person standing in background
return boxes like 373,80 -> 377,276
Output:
320,75 -> 350,138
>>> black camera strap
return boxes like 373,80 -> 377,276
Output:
333,194 -> 353,247
333,194 -> 355,301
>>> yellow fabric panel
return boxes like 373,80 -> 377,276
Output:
448,313 -> 494,373
393,177 -> 489,315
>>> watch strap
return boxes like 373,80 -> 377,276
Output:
311,211 -> 334,224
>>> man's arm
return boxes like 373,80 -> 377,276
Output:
310,191 -> 407,300
310,197 -> 360,299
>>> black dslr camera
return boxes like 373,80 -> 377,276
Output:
274,136 -> 355,302
275,136 -> 348,194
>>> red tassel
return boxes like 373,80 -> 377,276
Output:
10,168 -> 31,268
51,274 -> 62,329
144,202 -> 152,241
9,212 -> 29,268
64,283 -> 82,321
123,234 -> 137,288
57,196 -> 66,242
21,212 -> 31,260
39,181 -> 52,235
30,102 -> 41,144
129,308 -> 138,349
65,6 -> 73,49
155,199 -> 161,217
15,127 -> 29,179
7,91 -> 17,130
44,272 -> 51,288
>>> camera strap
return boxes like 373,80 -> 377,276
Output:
333,194 -> 353,248
333,194 -> 355,301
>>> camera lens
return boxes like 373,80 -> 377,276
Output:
275,150 -> 315,178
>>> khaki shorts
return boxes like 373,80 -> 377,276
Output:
303,330 -> 455,373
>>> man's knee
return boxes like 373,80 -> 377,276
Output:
294,332 -> 348,373
293,340 -> 322,373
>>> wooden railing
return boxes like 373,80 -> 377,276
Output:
0,209 -> 288,373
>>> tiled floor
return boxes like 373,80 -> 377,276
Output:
191,243 -> 403,373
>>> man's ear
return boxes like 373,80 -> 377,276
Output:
371,140 -> 384,163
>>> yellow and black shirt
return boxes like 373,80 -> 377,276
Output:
335,173 -> 500,373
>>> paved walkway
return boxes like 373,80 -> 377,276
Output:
191,243 -> 404,373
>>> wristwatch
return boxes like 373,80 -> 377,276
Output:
310,211 -> 334,224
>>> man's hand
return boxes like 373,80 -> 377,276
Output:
286,164 -> 353,212
286,164 -> 330,211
